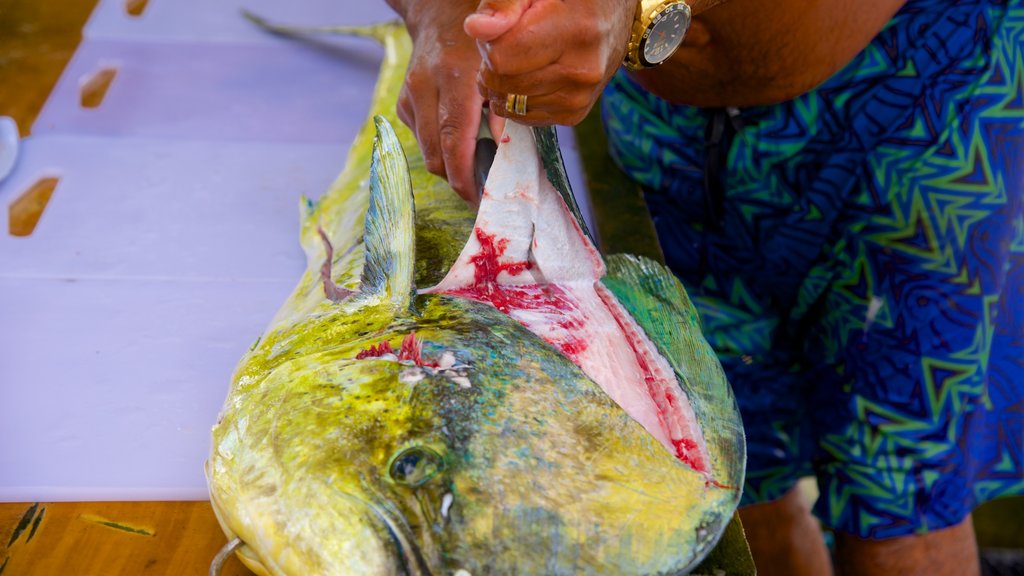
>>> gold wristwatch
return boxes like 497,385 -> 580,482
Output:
623,0 -> 691,71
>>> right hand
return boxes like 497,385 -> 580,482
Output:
465,0 -> 636,127
392,2 -> 505,204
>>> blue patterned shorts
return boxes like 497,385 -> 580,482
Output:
603,0 -> 1023,538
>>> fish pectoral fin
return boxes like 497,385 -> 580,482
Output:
359,116 -> 417,309
318,227 -> 356,303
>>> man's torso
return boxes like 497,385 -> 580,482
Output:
633,0 -> 908,107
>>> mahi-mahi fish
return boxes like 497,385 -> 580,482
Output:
207,21 -> 744,576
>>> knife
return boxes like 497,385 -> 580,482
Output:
473,107 -> 498,200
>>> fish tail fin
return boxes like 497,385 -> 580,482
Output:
241,9 -> 396,43
359,115 -> 416,309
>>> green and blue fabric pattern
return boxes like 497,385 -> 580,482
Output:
603,0 -> 1024,538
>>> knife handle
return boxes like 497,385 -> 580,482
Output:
473,136 -> 498,200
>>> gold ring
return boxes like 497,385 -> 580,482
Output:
505,93 -> 528,116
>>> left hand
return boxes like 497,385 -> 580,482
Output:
464,0 -> 637,126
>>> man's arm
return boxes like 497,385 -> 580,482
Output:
387,0 -> 729,201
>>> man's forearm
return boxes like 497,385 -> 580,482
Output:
385,0 -> 729,30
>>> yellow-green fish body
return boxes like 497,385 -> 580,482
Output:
207,22 -> 744,576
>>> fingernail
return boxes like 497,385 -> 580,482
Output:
477,44 -> 492,67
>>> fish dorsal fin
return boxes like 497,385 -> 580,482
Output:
360,115 -> 416,309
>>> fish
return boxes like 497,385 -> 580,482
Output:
206,21 -> 744,576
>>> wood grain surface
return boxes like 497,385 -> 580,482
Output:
0,501 -> 250,575
0,0 -> 98,137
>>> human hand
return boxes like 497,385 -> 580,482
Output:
390,1 -> 506,203
465,0 -> 637,126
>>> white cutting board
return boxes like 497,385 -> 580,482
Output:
0,135 -> 342,501
0,276 -> 289,501
86,0 -> 393,44
0,135 -> 343,281
32,37 -> 381,144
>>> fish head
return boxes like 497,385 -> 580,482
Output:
208,301 -> 454,575
209,292 -> 730,576
209,101 -> 742,574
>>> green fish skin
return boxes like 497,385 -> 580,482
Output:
207,22 -> 744,576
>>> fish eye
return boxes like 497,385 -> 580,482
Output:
388,447 -> 444,487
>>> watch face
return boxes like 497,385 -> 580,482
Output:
641,4 -> 690,65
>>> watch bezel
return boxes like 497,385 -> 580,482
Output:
637,2 -> 691,67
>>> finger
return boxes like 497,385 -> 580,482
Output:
486,89 -> 594,126
406,83 -> 445,179
396,85 -> 415,129
478,1 -> 567,76
478,39 -> 562,78
463,0 -> 531,42
488,112 -> 506,143
438,88 -> 486,203
477,64 -> 603,99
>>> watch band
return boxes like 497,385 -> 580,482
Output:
623,0 -> 691,71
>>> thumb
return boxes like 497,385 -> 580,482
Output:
464,0 -> 530,42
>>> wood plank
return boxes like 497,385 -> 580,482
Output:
0,501 -> 251,575
573,104 -> 665,262
0,0 -> 100,137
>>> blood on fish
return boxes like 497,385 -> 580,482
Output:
399,333 -> 421,363
558,338 -> 588,358
447,229 -> 714,476
500,134 -> 510,143
356,340 -> 393,360
672,438 -> 706,471
445,230 -> 588,359
355,333 -> 438,368
467,228 -> 531,290
451,283 -> 589,360
398,333 -> 438,368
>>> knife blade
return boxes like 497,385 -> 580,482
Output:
473,108 -> 498,200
